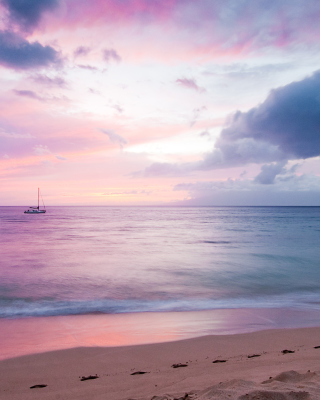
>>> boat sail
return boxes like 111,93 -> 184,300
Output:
24,188 -> 46,214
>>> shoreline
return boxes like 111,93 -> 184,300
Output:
1,306 -> 320,361
1,326 -> 320,399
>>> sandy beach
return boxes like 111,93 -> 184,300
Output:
1,326 -> 320,399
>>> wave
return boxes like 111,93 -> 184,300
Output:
2,292 -> 320,318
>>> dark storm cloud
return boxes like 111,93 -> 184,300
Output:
1,0 -> 59,31
213,70 -> 320,163
198,70 -> 320,171
0,30 -> 60,69
140,70 -> 320,177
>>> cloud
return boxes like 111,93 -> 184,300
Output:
77,64 -> 98,71
13,89 -> 42,100
190,106 -> 207,126
142,70 -> 320,177
173,171 -> 320,206
143,162 -> 183,177
173,179 -> 245,193
254,161 -> 287,184
1,0 -> 59,31
0,129 -> 33,139
254,161 -> 302,185
199,130 -> 210,137
62,0 -> 177,28
102,190 -> 152,196
55,154 -> 67,160
100,128 -> 127,148
0,30 -> 60,69
73,46 -> 91,58
212,70 -> 320,163
176,78 -> 205,92
42,0 -> 320,60
30,74 -> 66,87
110,104 -> 123,113
103,48 -> 121,63
33,144 -> 50,155
203,63 -> 293,80
103,190 -> 137,195
89,88 -> 100,94
137,138 -> 283,177
13,88 -> 69,103
199,139 -> 284,170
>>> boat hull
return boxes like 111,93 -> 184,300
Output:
24,210 -> 46,214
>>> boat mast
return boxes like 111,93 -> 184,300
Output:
38,187 -> 39,210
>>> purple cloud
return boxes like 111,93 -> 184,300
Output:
254,161 -> 287,184
46,0 -> 320,57
176,78 -> 205,92
100,128 -> 127,148
31,74 -> 66,87
74,46 -> 91,58
77,64 -> 98,71
173,175 -> 320,206
33,144 -> 50,155
1,0 -> 59,31
0,30 -> 60,70
142,162 -> 187,177
55,154 -> 67,161
111,104 -> 123,113
103,48 -> 121,63
13,89 -> 42,100
13,89 -> 69,103
212,70 -> 320,164
199,130 -> 210,137
141,70 -> 320,177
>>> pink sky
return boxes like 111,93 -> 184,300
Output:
1,0 -> 320,206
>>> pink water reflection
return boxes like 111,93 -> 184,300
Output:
1,308 -> 320,360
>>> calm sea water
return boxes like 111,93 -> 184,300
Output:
1,206 -> 320,319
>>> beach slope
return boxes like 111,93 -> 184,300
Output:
1,327 -> 320,400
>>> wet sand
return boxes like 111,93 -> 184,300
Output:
2,307 -> 320,360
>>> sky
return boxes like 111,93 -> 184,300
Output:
1,0 -> 320,206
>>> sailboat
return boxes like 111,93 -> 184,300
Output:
24,188 -> 46,214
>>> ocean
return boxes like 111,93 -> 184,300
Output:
1,206 -> 320,319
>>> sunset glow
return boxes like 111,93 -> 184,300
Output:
1,0 -> 320,205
